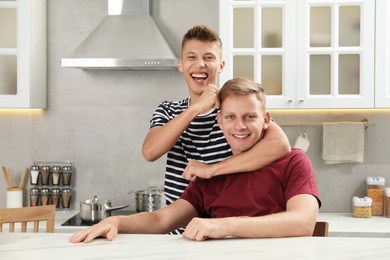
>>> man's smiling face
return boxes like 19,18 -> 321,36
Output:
218,93 -> 270,155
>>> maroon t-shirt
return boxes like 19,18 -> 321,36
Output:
180,148 -> 321,218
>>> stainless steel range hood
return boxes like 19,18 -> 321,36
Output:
61,0 -> 178,70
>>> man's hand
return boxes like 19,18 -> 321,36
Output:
182,217 -> 228,241
182,160 -> 215,181
69,218 -> 119,243
191,84 -> 220,114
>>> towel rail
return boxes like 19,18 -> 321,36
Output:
278,119 -> 372,129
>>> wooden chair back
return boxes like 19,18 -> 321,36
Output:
0,205 -> 55,233
312,221 -> 329,237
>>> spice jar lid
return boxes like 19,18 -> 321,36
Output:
51,166 -> 61,172
30,188 -> 40,193
62,166 -> 72,172
30,165 -> 40,170
353,196 -> 372,207
40,188 -> 50,194
366,176 -> 385,186
62,188 -> 71,193
41,166 -> 50,171
385,188 -> 390,197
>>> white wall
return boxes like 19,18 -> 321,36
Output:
1,0 -> 390,213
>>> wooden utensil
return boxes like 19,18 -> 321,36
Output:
2,166 -> 14,189
18,167 -> 29,189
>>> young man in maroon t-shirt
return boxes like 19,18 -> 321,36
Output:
70,77 -> 320,243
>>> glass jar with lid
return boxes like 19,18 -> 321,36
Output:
51,166 -> 61,185
62,166 -> 72,186
29,188 -> 40,207
366,176 -> 385,216
40,166 -> 50,185
385,188 -> 390,218
40,188 -> 50,205
30,165 -> 40,185
51,188 -> 61,208
352,196 -> 372,218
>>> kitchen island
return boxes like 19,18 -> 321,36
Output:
1,232 -> 390,259
53,211 -> 390,237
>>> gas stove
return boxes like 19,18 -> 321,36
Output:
61,210 -> 136,227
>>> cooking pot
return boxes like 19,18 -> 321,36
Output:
129,186 -> 165,212
80,195 -> 129,223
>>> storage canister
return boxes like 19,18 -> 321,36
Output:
352,196 -> 372,218
366,176 -> 385,216
385,188 -> 390,218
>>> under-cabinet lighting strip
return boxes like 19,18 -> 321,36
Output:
279,119 -> 372,129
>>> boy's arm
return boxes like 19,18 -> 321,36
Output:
142,106 -> 199,162
142,85 -> 219,162
182,121 -> 291,180
183,194 -> 319,241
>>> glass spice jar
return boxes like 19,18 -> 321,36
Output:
29,188 -> 40,207
40,188 -> 50,206
352,196 -> 372,218
61,188 -> 72,210
62,166 -> 72,186
40,166 -> 50,185
51,166 -> 61,186
30,165 -> 40,185
51,188 -> 61,208
366,176 -> 385,216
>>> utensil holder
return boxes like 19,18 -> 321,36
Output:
7,187 -> 23,208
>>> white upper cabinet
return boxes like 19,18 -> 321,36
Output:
0,0 -> 46,109
375,0 -> 390,108
219,0 -> 375,109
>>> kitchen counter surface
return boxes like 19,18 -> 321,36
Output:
53,211 -> 390,238
318,212 -> 390,237
1,232 -> 390,260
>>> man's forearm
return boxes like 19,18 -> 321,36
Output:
220,195 -> 318,238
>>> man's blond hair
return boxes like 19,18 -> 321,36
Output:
219,77 -> 266,111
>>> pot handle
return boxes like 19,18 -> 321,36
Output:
147,186 -> 163,194
105,204 -> 129,212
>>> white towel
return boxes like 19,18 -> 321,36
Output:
322,122 -> 365,164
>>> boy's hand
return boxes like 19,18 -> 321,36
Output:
191,84 -> 220,114
182,160 -> 215,181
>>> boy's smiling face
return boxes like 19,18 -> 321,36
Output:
178,39 -> 225,98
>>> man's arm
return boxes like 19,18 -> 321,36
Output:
182,194 -> 318,241
70,199 -> 198,243
182,121 -> 291,180
142,85 -> 219,162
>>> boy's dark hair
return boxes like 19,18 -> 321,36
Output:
182,25 -> 222,49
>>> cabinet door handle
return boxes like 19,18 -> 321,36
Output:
298,99 -> 304,103
288,99 -> 293,102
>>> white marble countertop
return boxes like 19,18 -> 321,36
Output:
318,212 -> 390,237
53,211 -> 390,238
1,232 -> 390,259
